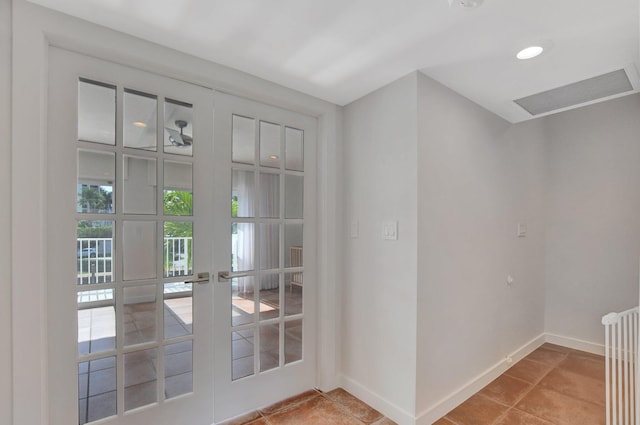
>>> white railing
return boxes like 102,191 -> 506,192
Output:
77,237 -> 112,284
603,307 -> 640,425
77,237 -> 192,284
164,236 -> 192,277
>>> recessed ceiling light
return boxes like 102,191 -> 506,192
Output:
270,155 -> 279,160
517,46 -> 544,60
133,121 -> 147,128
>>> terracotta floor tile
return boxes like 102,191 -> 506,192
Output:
479,374 -> 534,406
538,368 -> 605,406
540,343 -> 572,353
124,380 -> 157,411
259,389 -> 320,415
218,411 -> 262,425
267,395 -> 364,425
569,350 -> 604,361
325,388 -> 383,423
505,359 -> 553,384
515,387 -> 605,425
165,371 -> 192,399
494,409 -> 555,425
432,417 -> 456,425
446,394 -> 509,425
524,347 -> 568,367
557,353 -> 605,381
370,418 -> 397,425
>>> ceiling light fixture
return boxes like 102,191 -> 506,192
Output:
269,155 -> 279,160
516,46 -> 544,60
459,0 -> 483,8
133,121 -> 147,128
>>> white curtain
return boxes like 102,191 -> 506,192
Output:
233,171 -> 281,290
259,173 -> 279,289
234,170 -> 254,273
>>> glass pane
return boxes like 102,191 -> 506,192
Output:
232,330 -> 254,380
259,274 -> 280,321
259,224 -> 279,270
123,221 -> 157,281
285,320 -> 303,364
77,221 -> 113,285
232,276 -> 255,327
164,283 -> 193,339
285,175 -> 303,219
260,121 -> 281,168
123,285 -> 157,346
285,272 -> 303,316
77,289 -> 115,355
124,348 -> 157,411
259,173 -> 280,218
165,342 -> 193,399
78,79 -> 116,145
124,89 -> 157,151
285,127 -> 304,171
164,99 -> 193,156
164,222 -> 193,277
285,224 -> 303,268
232,223 -> 254,272
232,115 -> 255,165
260,324 -> 279,372
78,356 -> 117,424
232,169 -> 255,218
164,161 -> 193,216
77,150 -> 114,214
123,155 -> 157,214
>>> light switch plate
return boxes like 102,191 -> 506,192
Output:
350,221 -> 359,238
382,221 -> 398,240
517,222 -> 527,237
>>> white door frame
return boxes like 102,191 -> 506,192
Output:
10,1 -> 341,424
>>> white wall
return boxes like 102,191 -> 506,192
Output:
0,0 -> 12,423
342,73 -> 418,421
415,73 -> 547,417
545,93 -> 640,345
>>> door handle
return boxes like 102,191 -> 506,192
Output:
217,271 -> 251,281
185,272 -> 210,284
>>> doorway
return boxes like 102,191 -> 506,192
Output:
46,48 -> 316,425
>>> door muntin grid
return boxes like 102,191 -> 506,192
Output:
75,78 -> 197,423
230,116 -> 305,380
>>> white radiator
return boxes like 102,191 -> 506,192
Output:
602,307 -> 640,425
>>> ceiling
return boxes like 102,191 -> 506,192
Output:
28,0 -> 640,122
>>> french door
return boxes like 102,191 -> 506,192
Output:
46,48 -> 316,425
212,93 -> 317,422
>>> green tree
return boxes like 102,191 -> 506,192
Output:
163,190 -> 193,276
163,190 -> 193,237
78,185 -> 112,213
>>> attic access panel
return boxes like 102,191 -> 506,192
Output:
514,69 -> 633,116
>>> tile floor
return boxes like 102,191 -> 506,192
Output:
231,286 -> 303,380
78,295 -> 194,424
219,388 -> 397,425
78,284 -> 303,423
435,343 -> 605,425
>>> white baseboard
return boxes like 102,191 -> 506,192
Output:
414,333 -> 546,425
339,333 -> 602,425
340,375 -> 416,425
544,333 -> 605,356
